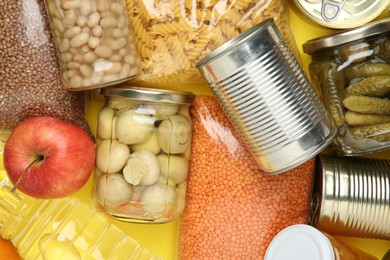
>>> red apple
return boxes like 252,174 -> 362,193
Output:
3,116 -> 96,199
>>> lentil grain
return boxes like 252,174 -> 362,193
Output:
0,0 -> 92,139
179,96 -> 315,259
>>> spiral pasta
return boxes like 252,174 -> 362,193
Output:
125,0 -> 300,85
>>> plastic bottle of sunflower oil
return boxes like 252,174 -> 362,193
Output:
0,180 -> 161,260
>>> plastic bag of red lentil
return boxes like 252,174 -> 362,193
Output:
125,0 -> 301,85
178,95 -> 315,259
0,0 -> 92,146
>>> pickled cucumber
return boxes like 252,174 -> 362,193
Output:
343,62 -> 390,83
343,95 -> 390,115
309,61 -> 346,127
350,123 -> 390,142
345,111 -> 390,126
347,75 -> 390,97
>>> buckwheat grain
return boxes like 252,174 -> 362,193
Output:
0,0 -> 92,138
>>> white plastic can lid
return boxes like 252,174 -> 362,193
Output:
264,224 -> 335,260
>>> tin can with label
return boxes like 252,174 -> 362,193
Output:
293,0 -> 390,29
310,154 -> 390,239
196,18 -> 336,175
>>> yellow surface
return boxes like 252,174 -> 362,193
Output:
1,1 -> 390,259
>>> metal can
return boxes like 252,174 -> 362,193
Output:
44,0 -> 141,90
310,154 -> 390,239
196,18 -> 336,175
293,0 -> 390,29
92,86 -> 194,223
303,19 -> 390,156
265,224 -> 377,260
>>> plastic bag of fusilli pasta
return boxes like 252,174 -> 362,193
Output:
125,0 -> 301,85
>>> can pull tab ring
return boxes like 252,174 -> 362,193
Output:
321,0 -> 346,22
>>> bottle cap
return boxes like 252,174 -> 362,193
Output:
264,224 -> 335,260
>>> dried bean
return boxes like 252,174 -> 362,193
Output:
79,0 -> 92,16
343,95 -> 390,115
64,10 -> 77,26
179,96 -> 314,259
88,13 -> 101,28
61,0 -> 80,9
70,32 -> 90,48
88,37 -> 100,49
0,0 -> 92,138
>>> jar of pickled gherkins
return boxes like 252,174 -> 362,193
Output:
303,18 -> 390,155
93,86 -> 195,223
44,0 -> 141,90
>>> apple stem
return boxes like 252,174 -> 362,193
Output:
11,158 -> 40,193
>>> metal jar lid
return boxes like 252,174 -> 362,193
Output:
101,86 -> 195,105
293,0 -> 390,29
265,224 -> 335,260
303,18 -> 390,55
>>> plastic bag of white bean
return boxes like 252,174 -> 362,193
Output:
0,0 -> 93,143
44,0 -> 142,90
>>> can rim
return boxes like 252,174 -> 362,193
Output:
293,0 -> 390,30
101,86 -> 195,104
303,18 -> 390,54
196,18 -> 275,68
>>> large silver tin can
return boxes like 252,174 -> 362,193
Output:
196,19 -> 336,174
310,154 -> 390,239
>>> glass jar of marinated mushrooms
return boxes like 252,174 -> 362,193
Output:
44,0 -> 141,90
93,86 -> 195,223
303,18 -> 390,155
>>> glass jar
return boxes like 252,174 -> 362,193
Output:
265,224 -> 377,260
93,86 -> 195,223
44,0 -> 141,90
303,18 -> 390,155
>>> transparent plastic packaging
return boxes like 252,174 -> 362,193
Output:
44,0 -> 141,90
93,86 -> 194,223
0,180 -> 161,259
125,0 -> 301,85
178,96 -> 315,259
303,19 -> 390,155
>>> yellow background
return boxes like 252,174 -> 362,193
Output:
1,0 -> 390,259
